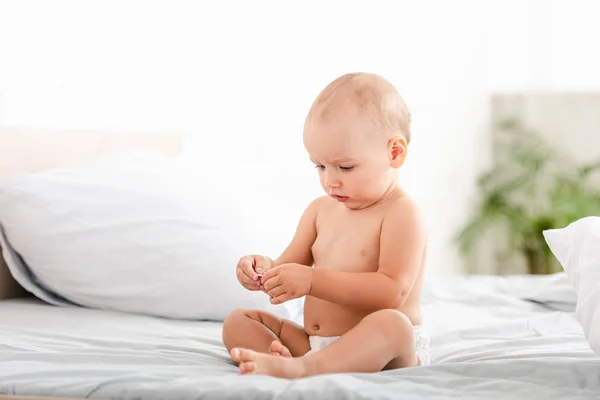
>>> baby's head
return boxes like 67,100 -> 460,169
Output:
303,72 -> 411,209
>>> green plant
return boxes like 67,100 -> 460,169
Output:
456,117 -> 600,274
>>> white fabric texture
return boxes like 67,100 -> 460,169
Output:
2,274 -> 596,399
544,216 -> 600,356
0,151 -> 299,321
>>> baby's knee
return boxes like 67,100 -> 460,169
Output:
222,308 -> 256,344
223,308 -> 277,332
224,308 -> 255,327
366,309 -> 414,342
366,308 -> 411,325
223,308 -> 248,335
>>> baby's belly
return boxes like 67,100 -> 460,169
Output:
303,296 -> 368,336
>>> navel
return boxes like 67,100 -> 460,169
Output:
360,250 -> 367,257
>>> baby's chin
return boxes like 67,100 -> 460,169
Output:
340,191 -> 401,210
339,197 -> 377,210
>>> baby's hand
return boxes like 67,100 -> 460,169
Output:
262,263 -> 312,305
236,255 -> 275,291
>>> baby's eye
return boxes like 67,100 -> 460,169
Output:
315,165 -> 325,170
339,166 -> 354,171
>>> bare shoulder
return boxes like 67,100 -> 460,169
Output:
308,195 -> 331,210
382,193 -> 427,242
385,192 -> 424,219
307,195 -> 336,219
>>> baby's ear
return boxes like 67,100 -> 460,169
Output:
388,135 -> 408,168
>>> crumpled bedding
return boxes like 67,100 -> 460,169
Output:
1,273 -> 598,399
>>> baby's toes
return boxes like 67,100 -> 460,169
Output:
230,347 -> 257,363
270,340 -> 292,357
269,341 -> 283,356
239,361 -> 257,375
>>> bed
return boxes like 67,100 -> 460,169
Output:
1,127 -> 600,399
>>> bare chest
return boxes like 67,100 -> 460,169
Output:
311,210 -> 383,272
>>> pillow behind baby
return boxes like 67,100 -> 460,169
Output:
0,152 -> 298,321
544,216 -> 600,355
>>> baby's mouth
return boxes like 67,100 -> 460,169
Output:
332,195 -> 349,203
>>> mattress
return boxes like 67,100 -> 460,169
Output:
1,273 -> 599,399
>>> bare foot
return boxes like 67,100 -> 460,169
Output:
269,340 -> 292,357
230,347 -> 308,378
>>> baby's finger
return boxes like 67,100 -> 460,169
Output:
262,265 -> 282,282
237,266 -> 260,290
255,257 -> 272,275
244,275 -> 261,288
242,276 -> 261,291
267,285 -> 286,299
269,294 -> 288,305
239,256 -> 259,281
262,275 -> 282,291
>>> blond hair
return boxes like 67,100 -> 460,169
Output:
305,72 -> 412,143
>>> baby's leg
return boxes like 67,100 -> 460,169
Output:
230,309 -> 417,377
222,308 -> 310,358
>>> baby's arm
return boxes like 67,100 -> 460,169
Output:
272,196 -> 324,267
237,197 -> 322,293
309,198 -> 426,311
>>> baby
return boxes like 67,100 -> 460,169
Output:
222,72 -> 429,378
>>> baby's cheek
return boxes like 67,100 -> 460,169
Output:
358,175 -> 380,192
366,178 -> 389,199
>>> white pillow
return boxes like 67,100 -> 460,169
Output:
0,152 -> 300,321
544,216 -> 600,355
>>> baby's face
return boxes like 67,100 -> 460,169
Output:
303,110 -> 398,210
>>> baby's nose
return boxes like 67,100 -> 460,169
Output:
327,179 -> 342,189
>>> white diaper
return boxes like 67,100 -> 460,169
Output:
307,325 -> 431,366
412,325 -> 431,366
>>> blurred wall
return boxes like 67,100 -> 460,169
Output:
1,0 -> 599,275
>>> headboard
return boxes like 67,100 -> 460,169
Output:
0,126 -> 183,299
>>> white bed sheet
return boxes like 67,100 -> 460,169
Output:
1,273 -> 599,399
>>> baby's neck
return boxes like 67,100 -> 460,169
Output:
375,183 -> 404,207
